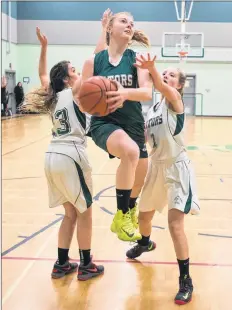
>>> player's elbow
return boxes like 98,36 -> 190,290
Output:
82,57 -> 94,82
145,87 -> 153,101
162,87 -> 181,103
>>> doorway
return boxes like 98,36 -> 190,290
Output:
5,70 -> 16,114
183,74 -> 196,116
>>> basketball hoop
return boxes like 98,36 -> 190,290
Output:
178,51 -> 188,62
161,1 -> 204,59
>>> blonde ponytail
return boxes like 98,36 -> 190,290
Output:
131,30 -> 150,47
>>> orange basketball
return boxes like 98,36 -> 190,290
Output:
78,76 -> 118,117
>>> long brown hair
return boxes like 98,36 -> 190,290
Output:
20,86 -> 48,113
106,12 -> 150,48
21,61 -> 70,114
45,61 -> 70,111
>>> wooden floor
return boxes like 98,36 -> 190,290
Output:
2,114 -> 232,310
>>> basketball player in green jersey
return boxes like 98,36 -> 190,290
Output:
82,12 -> 153,242
126,53 -> 200,305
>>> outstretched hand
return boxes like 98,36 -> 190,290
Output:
134,53 -> 156,70
101,8 -> 113,29
36,27 -> 48,47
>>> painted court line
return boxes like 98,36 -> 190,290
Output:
2,256 -> 232,268
2,184 -> 232,258
3,212 -> 58,215
2,134 -> 50,156
3,176 -> 44,181
2,155 -> 111,303
199,233 -> 232,239
2,229 -> 57,305
1,215 -> 64,256
98,195 -> 232,202
1,160 -> 110,257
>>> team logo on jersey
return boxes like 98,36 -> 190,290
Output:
106,74 -> 133,87
142,144 -> 147,152
145,115 -> 163,129
174,195 -> 183,205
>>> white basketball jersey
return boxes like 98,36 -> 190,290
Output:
50,88 -> 89,145
47,88 -> 90,162
145,98 -> 186,161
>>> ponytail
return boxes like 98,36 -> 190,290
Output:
131,30 -> 150,47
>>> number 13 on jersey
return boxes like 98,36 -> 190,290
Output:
53,108 -> 71,136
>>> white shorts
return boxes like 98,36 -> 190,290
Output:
139,158 -> 200,214
44,152 -> 93,213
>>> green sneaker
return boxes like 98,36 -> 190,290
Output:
130,204 -> 139,229
111,210 -> 141,242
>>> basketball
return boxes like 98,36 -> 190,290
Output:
78,76 -> 118,117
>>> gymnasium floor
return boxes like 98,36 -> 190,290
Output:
2,114 -> 232,310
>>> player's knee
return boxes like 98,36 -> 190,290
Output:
119,142 -> 139,164
64,203 -> 78,224
77,206 -> 92,222
139,211 -> 153,223
168,219 -> 183,235
65,213 -> 77,226
168,209 -> 184,235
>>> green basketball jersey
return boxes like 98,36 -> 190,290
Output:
91,49 -> 144,127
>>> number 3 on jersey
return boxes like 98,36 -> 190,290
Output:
54,108 -> 71,136
151,133 -> 157,148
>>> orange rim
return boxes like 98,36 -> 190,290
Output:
178,51 -> 188,58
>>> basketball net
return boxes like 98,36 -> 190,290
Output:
178,50 -> 188,63
176,0 -> 192,63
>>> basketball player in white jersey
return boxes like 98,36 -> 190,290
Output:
126,54 -> 200,305
23,11 -> 112,281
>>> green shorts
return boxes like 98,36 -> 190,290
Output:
91,122 -> 148,159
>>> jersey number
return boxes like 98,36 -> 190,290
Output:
54,108 -> 71,136
151,133 -> 157,148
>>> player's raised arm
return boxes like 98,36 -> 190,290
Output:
94,9 -> 113,54
36,27 -> 49,89
135,53 -> 184,113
